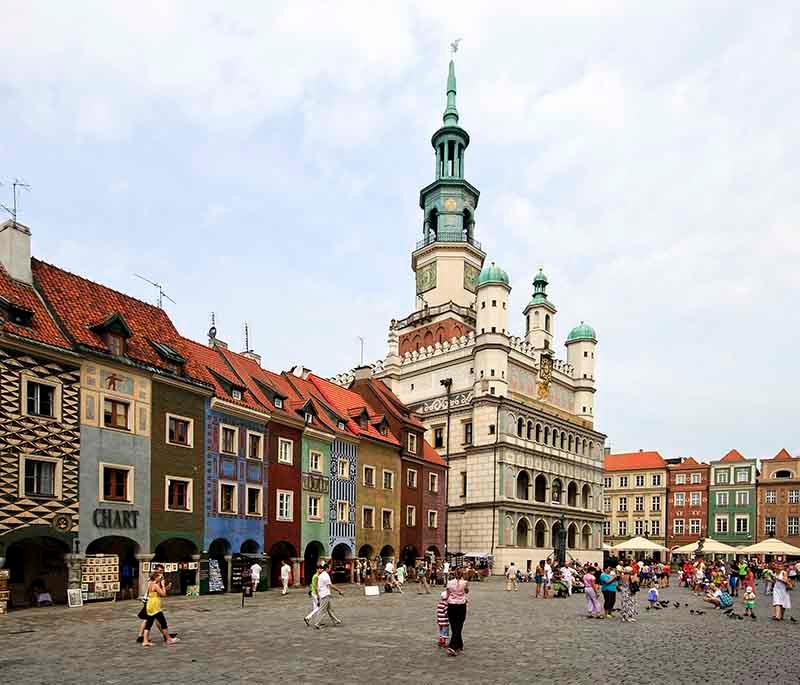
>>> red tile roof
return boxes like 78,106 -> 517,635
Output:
0,263 -> 71,350
282,372 -> 355,438
32,259 -> 209,384
604,451 -> 666,472
422,439 -> 446,467
363,378 -> 426,429
770,448 -> 795,462
309,374 -> 400,446
719,449 -> 747,463
668,456 -> 709,470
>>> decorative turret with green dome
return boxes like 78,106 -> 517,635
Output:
411,54 -> 486,312
567,321 -> 597,343
523,266 -> 557,351
477,262 -> 510,287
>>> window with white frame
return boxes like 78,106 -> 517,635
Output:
735,491 -> 749,506
362,506 -> 375,528
689,519 -> 701,535
362,465 -> 375,487
167,414 -> 193,447
308,495 -> 322,521
246,485 -> 262,516
278,438 -> 293,464
20,455 -> 61,498
673,519 -> 685,535
618,476 -> 628,488
735,468 -> 750,483
765,490 -> 777,504
635,474 -> 645,487
383,470 -> 394,490
690,492 -> 701,507
247,431 -> 263,460
309,450 -> 323,473
407,433 -> 417,454
674,492 -> 685,507
381,508 -> 393,530
618,496 -> 627,512
735,515 -> 749,534
103,397 -> 131,431
789,490 -> 800,504
407,468 -> 417,488
651,496 -> 661,512
277,490 -> 293,520
652,474 -> 662,487
765,516 -> 776,536
603,476 -> 612,489
21,375 -> 61,420
715,515 -> 729,534
650,520 -> 661,536
602,520 -> 611,536
231,389 -> 243,401
603,496 -> 611,513
634,520 -> 644,536
675,473 -> 686,485
338,458 -> 349,479
220,425 -> 238,455
634,496 -> 644,512
429,472 -> 439,493
218,481 -> 237,514
788,516 -> 800,536
716,491 -> 729,506
617,520 -> 627,536
716,469 -> 729,484
100,463 -> 134,503
165,476 -> 192,512
691,473 -> 701,484
337,500 -> 349,523
427,510 -> 438,528
406,505 -> 416,527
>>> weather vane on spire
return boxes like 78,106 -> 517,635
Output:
450,38 -> 462,55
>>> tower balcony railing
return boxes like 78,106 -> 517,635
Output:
415,231 -> 481,251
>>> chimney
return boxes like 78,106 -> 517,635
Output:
290,365 -> 311,379
352,365 -> 372,381
242,351 -> 261,366
0,220 -> 32,284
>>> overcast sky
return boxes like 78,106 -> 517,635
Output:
1,2 -> 798,461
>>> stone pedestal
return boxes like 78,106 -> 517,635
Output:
224,555 -> 232,592
65,553 -> 85,590
136,554 -> 154,597
291,558 -> 301,588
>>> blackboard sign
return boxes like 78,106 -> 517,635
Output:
230,555 -> 248,593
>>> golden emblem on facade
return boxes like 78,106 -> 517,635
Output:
537,354 -> 553,400
444,198 -> 457,210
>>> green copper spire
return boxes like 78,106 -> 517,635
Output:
443,60 -> 459,126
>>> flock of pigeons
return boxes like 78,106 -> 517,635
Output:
644,599 -> 798,623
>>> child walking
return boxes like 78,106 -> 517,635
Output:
436,591 -> 450,648
743,586 -> 756,619
647,585 -> 659,608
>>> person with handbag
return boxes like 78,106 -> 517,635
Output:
141,570 -> 179,647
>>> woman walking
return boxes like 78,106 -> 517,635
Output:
142,570 -> 179,647
618,566 -> 639,623
583,565 -> 603,618
772,564 -> 793,621
445,567 -> 469,656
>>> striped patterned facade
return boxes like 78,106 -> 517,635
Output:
329,438 -> 357,554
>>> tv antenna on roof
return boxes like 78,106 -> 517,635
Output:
0,179 -> 31,225
243,322 -> 252,353
134,273 -> 176,309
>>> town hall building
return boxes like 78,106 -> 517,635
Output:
332,58 -> 606,570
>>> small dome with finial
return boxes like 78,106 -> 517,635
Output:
477,261 -> 510,287
567,321 -> 597,343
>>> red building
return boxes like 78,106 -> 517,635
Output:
348,370 -> 448,565
666,457 -> 710,549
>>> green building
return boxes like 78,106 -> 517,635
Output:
708,449 -> 758,548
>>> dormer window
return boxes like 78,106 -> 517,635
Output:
7,302 -> 33,327
337,421 -> 345,430
92,312 -> 132,357
305,412 -> 313,424
232,389 -> 243,401
106,332 -> 124,356
274,397 -> 283,409
151,341 -> 186,374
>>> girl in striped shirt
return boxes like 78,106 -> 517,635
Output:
436,591 -> 449,648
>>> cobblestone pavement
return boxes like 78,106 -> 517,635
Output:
1,580 -> 797,684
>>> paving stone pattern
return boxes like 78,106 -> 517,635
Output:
0,580 -> 797,684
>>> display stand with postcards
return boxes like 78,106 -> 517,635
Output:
80,554 -> 120,602
0,569 -> 9,614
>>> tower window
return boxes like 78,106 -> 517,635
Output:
491,327 -> 496,333
584,351 -> 588,358
481,328 -> 485,334
490,387 -> 496,395
481,301 -> 486,309
492,300 -> 497,307
543,340 -> 549,349
503,302 -> 506,309
545,314 -> 551,332
490,369 -> 495,377
583,374 -> 587,379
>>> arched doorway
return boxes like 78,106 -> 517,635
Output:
5,534 -> 71,607
86,535 -> 140,600
379,545 -> 395,565
551,479 -> 562,504
426,545 -> 441,560
153,537 -> 198,595
567,524 -> 577,549
534,474 -> 547,502
303,541 -> 325,585
269,541 -> 297,589
516,470 -> 530,500
581,525 -> 592,550
581,484 -> 592,509
567,482 -> 578,507
331,542 -> 352,584
534,520 -> 547,548
516,518 -> 531,547
551,521 -> 563,551
208,538 -> 231,592
358,544 -> 374,560
401,544 -> 418,568
241,539 -> 260,554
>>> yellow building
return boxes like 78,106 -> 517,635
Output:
603,451 -> 668,557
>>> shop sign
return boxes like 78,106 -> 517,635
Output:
93,508 -> 139,529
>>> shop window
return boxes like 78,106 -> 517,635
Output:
166,476 -> 192,512
104,398 -> 130,431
